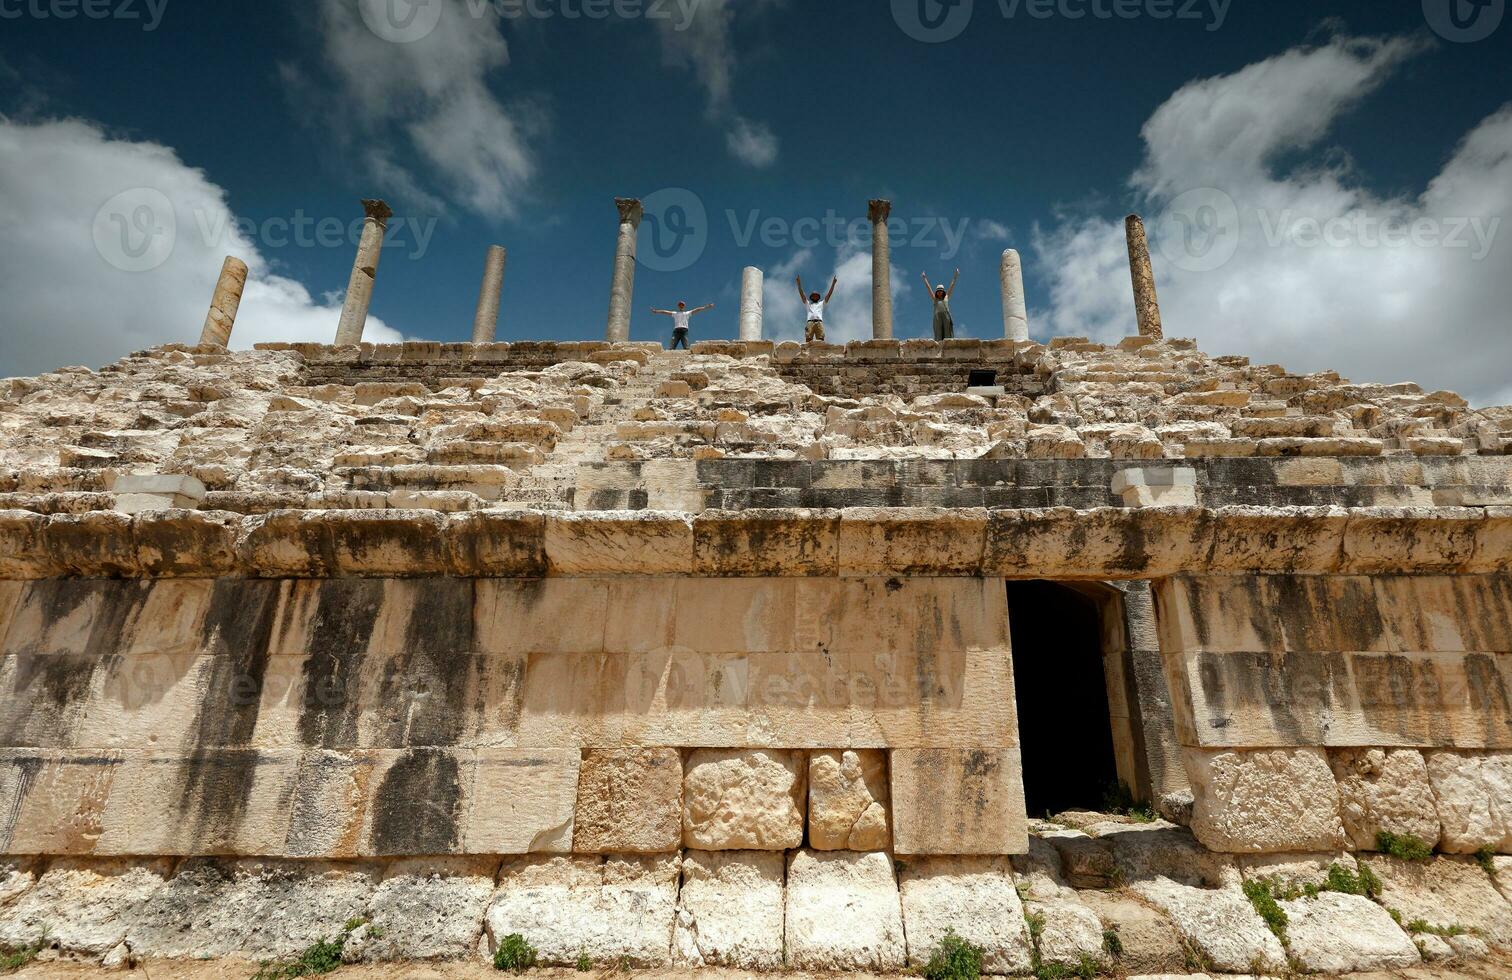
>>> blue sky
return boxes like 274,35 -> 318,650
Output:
1,0 -> 1509,400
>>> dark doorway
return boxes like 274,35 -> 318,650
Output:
1007,581 -> 1120,817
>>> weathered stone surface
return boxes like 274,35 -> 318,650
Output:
360,857 -> 496,961
1093,823 -> 1237,888
1279,891 -> 1420,973
1074,888 -> 1188,977
0,858 -> 171,955
1025,896 -> 1106,971
784,849 -> 906,971
808,750 -> 890,851
1425,750 -> 1512,853
673,850 -> 784,969
682,749 -> 804,851
573,749 -> 682,854
463,749 -> 580,856
899,856 -> 1033,975
1185,747 -> 1347,853
891,748 -> 1028,855
484,854 -> 679,967
1367,854 -> 1512,947
1331,748 -> 1443,851
1130,877 -> 1287,974
545,512 -> 693,575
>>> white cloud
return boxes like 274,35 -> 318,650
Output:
1034,35 -> 1512,406
0,117 -> 403,377
287,0 -> 537,219
726,116 -> 779,168
656,0 -> 781,168
974,219 -> 1013,242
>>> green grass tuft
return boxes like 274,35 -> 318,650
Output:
922,928 -> 985,980
1101,926 -> 1123,959
251,919 -> 371,979
493,934 -> 538,974
1476,846 -> 1498,880
1376,830 -> 1434,861
1242,878 -> 1289,941
0,941 -> 43,974
575,952 -> 593,972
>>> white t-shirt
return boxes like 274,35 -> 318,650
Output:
672,311 -> 692,331
805,300 -> 826,322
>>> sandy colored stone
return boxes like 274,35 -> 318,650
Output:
0,858 -> 171,956
682,749 -> 804,851
891,748 -> 1027,855
1367,854 -> 1512,947
1279,891 -> 1420,973
673,850 -> 784,969
573,749 -> 682,854
808,750 -> 890,851
1425,750 -> 1512,853
1026,896 -> 1106,971
899,856 -> 1032,975
463,750 -> 580,856
784,849 -> 906,972
1092,823 -> 1237,888
1074,888 -> 1188,977
1185,747 -> 1347,853
484,854 -> 678,967
1130,877 -> 1286,974
360,857 -> 497,961
1332,748 -> 1443,851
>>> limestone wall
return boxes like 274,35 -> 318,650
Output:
1156,572 -> 1512,854
0,574 -> 1024,861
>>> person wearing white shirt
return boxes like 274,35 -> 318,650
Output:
650,300 -> 714,349
796,275 -> 838,343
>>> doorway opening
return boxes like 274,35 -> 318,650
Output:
1007,581 -> 1121,817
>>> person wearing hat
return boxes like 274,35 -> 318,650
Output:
922,269 -> 960,341
651,300 -> 714,349
797,274 -> 838,343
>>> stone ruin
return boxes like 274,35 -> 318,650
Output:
0,201 -> 1511,976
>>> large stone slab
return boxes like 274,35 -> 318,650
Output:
1165,647 -> 1512,749
1130,877 -> 1287,974
0,858 -> 171,956
891,748 -> 1028,855
1425,750 -> 1512,853
484,854 -> 679,967
1367,854 -> 1512,948
573,748 -> 682,854
673,850 -> 785,969
1074,888 -> 1188,977
808,749 -> 890,851
784,849 -> 906,972
682,749 -> 804,851
359,857 -> 497,961
1279,891 -> 1419,973
898,856 -> 1032,975
1331,748 -> 1442,851
1185,747 -> 1347,853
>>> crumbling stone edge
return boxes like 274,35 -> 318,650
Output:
1,504 -> 1506,579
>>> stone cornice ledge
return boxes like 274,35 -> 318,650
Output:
0,505 -> 1506,580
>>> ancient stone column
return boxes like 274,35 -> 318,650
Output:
1125,214 -> 1164,340
739,266 -> 764,341
334,199 -> 393,347
1000,249 -> 1029,342
606,198 -> 643,343
868,199 -> 893,340
471,245 -> 508,343
199,255 -> 248,347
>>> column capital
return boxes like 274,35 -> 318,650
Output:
361,199 -> 394,222
868,199 -> 892,223
616,198 -> 644,225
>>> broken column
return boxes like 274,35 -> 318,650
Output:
999,249 -> 1029,342
198,255 -> 248,348
334,199 -> 393,346
1125,214 -> 1164,340
471,245 -> 508,343
606,198 -> 643,343
868,199 -> 893,340
739,266 -> 764,341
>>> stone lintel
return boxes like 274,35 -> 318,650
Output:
0,505 -> 1505,579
